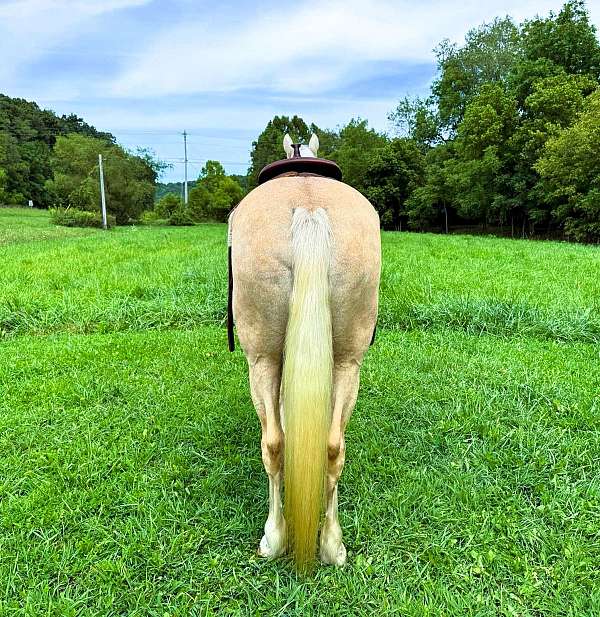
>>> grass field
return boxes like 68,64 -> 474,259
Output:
1,207 -> 599,615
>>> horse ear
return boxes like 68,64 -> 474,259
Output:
283,134 -> 294,158
308,133 -> 319,156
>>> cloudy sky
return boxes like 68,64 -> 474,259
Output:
1,0 -> 598,181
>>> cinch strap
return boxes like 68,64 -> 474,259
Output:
227,245 -> 235,352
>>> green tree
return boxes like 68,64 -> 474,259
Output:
208,176 -> 244,221
309,125 -> 340,159
448,83 -> 519,225
46,134 -> 156,224
199,160 -> 226,193
536,88 -> 600,241
406,143 -> 455,231
0,167 -> 9,204
432,17 -> 521,131
187,184 -> 211,221
247,115 -> 311,188
229,174 -> 248,193
522,0 -> 600,80
506,72 -> 597,229
389,96 -> 442,148
508,58 -> 565,107
363,139 -> 424,230
329,119 -> 388,194
0,130 -> 33,205
524,73 -> 596,125
188,160 -> 244,222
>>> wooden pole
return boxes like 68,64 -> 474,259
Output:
183,130 -> 189,205
98,154 -> 107,229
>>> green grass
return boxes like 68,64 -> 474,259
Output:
1,207 -> 599,615
2,209 -> 600,343
0,207 -> 97,246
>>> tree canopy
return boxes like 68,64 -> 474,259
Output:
388,0 -> 600,240
46,134 -> 158,224
0,94 -> 115,207
536,89 -> 600,241
188,160 -> 244,222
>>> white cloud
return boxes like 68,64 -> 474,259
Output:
0,0 -> 150,84
67,95 -> 394,134
110,0 -> 582,97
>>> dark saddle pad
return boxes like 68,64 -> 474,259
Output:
258,157 -> 343,185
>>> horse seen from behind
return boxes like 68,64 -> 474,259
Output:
228,133 -> 381,571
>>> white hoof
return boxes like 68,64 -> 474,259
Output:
320,522 -> 347,566
257,519 -> 286,559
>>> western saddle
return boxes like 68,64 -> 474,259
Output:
258,144 -> 342,185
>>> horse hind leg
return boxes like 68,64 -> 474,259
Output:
248,355 -> 287,558
320,360 -> 360,566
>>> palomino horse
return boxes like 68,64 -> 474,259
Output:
229,134 -> 380,570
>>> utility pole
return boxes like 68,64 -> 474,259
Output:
183,130 -> 189,205
98,154 -> 107,229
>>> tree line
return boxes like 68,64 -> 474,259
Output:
399,0 -> 600,242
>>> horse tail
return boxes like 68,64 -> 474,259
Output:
283,206 -> 333,572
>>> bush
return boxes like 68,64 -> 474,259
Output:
140,210 -> 165,225
168,207 -> 195,226
50,207 -> 116,228
155,193 -> 181,218
187,161 -> 244,222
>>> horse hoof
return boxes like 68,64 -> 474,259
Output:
320,539 -> 347,566
258,530 -> 286,559
320,523 -> 347,566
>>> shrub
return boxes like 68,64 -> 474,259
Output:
187,185 -> 211,221
50,207 -> 116,228
155,193 -> 181,218
168,207 -> 195,226
140,210 -> 164,225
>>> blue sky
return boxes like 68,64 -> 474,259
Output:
1,0 -> 598,182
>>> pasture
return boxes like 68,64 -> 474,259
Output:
0,207 -> 599,615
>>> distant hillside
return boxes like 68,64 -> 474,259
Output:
155,180 -> 197,202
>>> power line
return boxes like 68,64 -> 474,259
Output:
162,158 -> 247,164
1,124 -> 250,168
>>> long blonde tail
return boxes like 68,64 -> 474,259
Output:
283,207 -> 333,572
